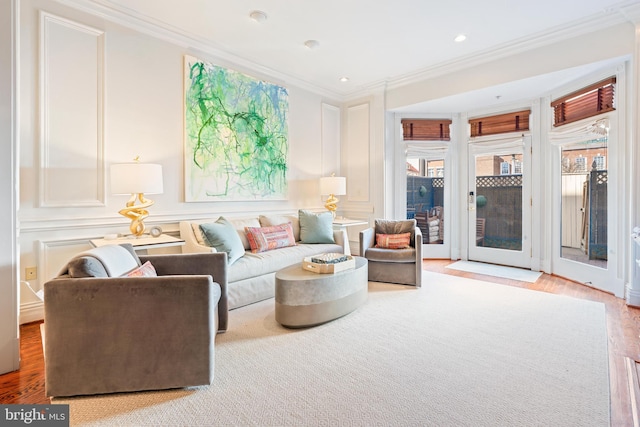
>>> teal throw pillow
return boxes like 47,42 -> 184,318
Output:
199,217 -> 245,265
298,210 -> 335,244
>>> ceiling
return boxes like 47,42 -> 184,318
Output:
81,0 -> 638,110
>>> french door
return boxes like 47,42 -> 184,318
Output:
468,136 -> 532,269
550,116 -> 619,295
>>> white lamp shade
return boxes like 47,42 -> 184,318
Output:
319,176 -> 346,196
111,163 -> 164,195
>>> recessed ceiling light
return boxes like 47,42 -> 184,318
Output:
249,10 -> 267,23
304,40 -> 320,50
339,77 -> 350,83
454,34 -> 467,42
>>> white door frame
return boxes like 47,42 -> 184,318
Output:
467,135 -> 532,269
549,113 -> 622,296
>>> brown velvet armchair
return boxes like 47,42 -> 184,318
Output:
359,219 -> 423,287
43,244 -> 227,397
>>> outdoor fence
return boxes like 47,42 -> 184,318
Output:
475,175 -> 522,250
406,171 -> 606,256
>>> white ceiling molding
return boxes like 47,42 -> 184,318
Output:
52,0 -> 640,104
52,0 -> 345,100
383,9 -> 634,93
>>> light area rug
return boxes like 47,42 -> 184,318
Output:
446,260 -> 543,283
54,271 -> 609,426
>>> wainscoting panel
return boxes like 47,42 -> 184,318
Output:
346,103 -> 370,202
321,103 -> 341,176
38,238 -> 94,285
19,238 -> 94,324
39,12 -> 105,207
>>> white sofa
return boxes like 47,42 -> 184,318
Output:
179,213 -> 348,310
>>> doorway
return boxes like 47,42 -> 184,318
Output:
468,136 -> 532,269
550,116 -> 619,295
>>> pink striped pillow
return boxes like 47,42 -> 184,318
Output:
375,232 -> 411,249
245,223 -> 296,253
122,261 -> 157,277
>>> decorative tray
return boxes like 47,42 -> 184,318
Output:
302,254 -> 356,274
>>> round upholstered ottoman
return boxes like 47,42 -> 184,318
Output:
275,256 -> 368,328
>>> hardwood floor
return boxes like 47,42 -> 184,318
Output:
1,259 -> 638,426
0,321 -> 46,404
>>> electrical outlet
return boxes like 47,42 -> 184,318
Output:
25,267 -> 37,280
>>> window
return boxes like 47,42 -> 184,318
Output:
593,155 -> 606,170
513,160 -> 522,175
551,77 -> 615,127
500,162 -> 510,175
436,167 -> 444,177
427,168 -> 435,177
469,110 -> 530,137
402,119 -> 452,140
575,157 -> 587,172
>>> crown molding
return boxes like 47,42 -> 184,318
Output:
618,2 -> 640,24
374,7 -> 636,93
52,0 -> 344,100
51,0 -> 640,104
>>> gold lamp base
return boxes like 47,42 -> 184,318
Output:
324,194 -> 339,219
119,193 -> 154,237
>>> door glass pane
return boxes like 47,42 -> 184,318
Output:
407,158 -> 444,244
475,153 -> 522,251
560,145 -> 607,268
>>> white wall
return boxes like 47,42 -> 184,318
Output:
18,0 -> 341,321
0,0 -> 20,374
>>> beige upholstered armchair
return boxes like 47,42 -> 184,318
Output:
359,219 -> 423,287
43,244 -> 227,397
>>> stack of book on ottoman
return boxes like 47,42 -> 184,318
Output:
302,252 -> 355,274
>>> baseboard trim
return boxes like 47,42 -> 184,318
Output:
20,301 -> 44,325
625,357 -> 640,427
626,284 -> 640,307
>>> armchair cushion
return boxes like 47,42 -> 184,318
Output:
66,256 -> 109,278
61,244 -> 141,278
122,260 -> 158,277
375,232 -> 411,249
364,247 -> 417,263
375,219 -> 416,246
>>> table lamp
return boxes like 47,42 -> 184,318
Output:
111,159 -> 163,237
320,175 -> 346,219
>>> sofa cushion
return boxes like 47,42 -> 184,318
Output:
191,223 -> 207,246
299,210 -> 335,244
365,247 -> 417,263
245,223 -> 296,253
200,217 -> 246,265
228,217 -> 262,250
259,214 -> 301,242
227,242 -> 343,283
375,232 -> 411,249
191,217 -> 261,250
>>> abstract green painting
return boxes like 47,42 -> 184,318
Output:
184,55 -> 289,201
